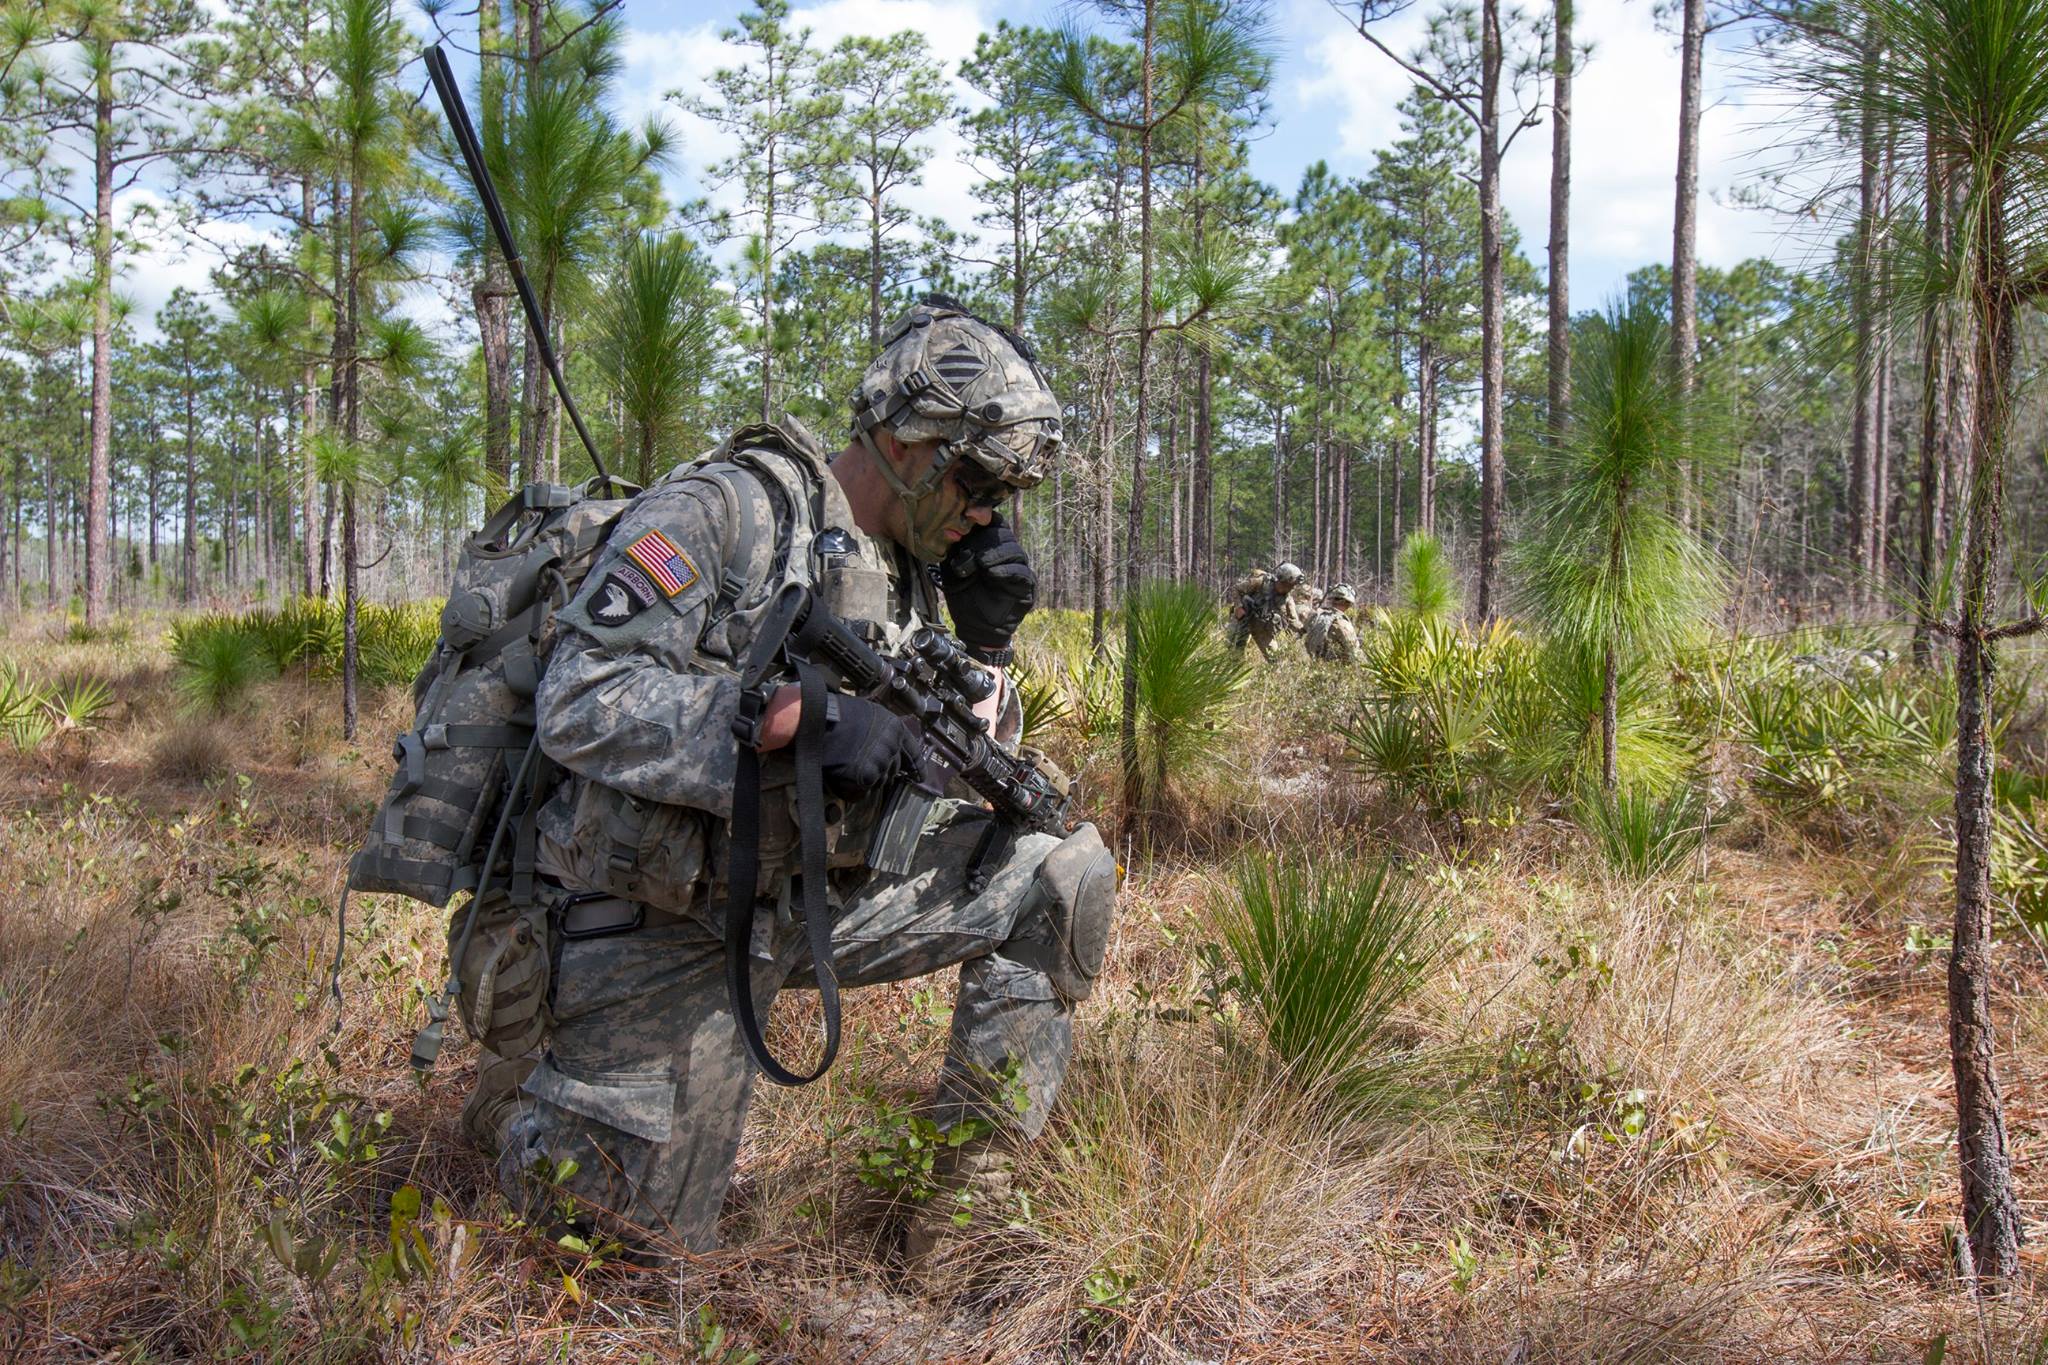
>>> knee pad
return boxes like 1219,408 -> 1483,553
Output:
1025,823 -> 1117,1001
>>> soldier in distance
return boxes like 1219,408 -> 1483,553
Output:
464,297 -> 1117,1267
1304,583 -> 1362,664
1225,561 -> 1316,661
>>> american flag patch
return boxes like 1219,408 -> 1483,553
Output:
623,529 -> 697,597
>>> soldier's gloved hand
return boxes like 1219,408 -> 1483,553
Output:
818,696 -> 922,800
939,512 -> 1035,660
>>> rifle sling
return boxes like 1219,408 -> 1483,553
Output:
725,600 -> 843,1086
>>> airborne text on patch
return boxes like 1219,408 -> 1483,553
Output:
624,528 -> 698,597
590,566 -> 659,627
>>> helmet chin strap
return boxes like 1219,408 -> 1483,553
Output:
858,426 -> 957,563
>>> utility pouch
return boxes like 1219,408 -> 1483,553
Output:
449,896 -> 554,1058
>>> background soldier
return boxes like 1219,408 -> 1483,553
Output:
1225,561 -> 1316,661
1304,583 -> 1362,664
465,299 -> 1116,1266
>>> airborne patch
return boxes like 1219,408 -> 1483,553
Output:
590,566 -> 658,627
624,528 -> 698,597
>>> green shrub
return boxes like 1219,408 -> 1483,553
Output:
1124,581 -> 1251,820
251,597 -> 345,673
47,672 -> 114,732
170,615 -> 276,715
1578,785 -> 1715,880
63,616 -> 134,646
1343,616 -> 1528,832
1733,663 -> 1950,840
1209,853 -> 1445,1099
1994,768 -> 2048,932
355,601 -> 441,688
0,661 -> 54,751
1008,655 -> 1071,746
1513,642 -> 1695,797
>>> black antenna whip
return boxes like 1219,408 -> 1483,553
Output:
425,44 -> 613,495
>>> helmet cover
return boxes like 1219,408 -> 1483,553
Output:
851,296 -> 1063,497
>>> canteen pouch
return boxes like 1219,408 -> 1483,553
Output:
450,896 -> 554,1058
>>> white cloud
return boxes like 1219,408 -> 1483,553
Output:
1281,0 -> 1807,303
623,0 -> 1000,267
37,188 -> 287,343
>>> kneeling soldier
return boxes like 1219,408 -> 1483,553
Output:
466,299 -> 1116,1264
1304,584 -> 1361,664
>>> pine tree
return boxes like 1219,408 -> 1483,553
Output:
680,0 -> 835,422
1341,0 -> 1549,619
816,32 -> 958,349
0,0 -> 224,626
1366,93 -> 1483,547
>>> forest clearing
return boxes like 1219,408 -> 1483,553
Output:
5,0 -> 2048,1357
1,601 -> 2043,1360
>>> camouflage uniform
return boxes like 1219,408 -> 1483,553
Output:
468,328 -> 1111,1256
1225,569 -> 1317,662
1303,586 -> 1361,664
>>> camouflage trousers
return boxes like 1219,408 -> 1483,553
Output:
468,804 -> 1079,1255
1225,613 -> 1282,662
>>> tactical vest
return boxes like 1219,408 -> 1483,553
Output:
532,421 -> 939,916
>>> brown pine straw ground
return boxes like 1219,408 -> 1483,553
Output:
0,611 -> 2043,1362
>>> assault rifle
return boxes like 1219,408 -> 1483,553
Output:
737,583 -> 1074,886
726,583 -> 1076,1086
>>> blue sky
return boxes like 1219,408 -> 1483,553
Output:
613,0 -> 1808,306
119,0 -> 1816,341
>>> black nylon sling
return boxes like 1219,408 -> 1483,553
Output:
725,593 -> 845,1086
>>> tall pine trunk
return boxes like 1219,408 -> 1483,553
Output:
1548,0 -> 1573,447
1272,405 -> 1286,566
1948,171 -> 2022,1287
1475,0 -> 1507,620
1118,0 -> 1157,840
868,180 -> 884,349
760,127 -> 779,423
1913,132 -> 1954,666
1849,40 -> 1883,603
1418,348 -> 1439,536
341,166 -> 362,743
1671,0 -> 1704,530
85,58 -> 115,628
181,357 -> 197,604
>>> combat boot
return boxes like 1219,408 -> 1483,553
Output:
901,1133 -> 1016,1274
459,1050 -> 535,1159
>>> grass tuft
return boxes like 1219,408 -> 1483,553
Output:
1579,785 -> 1716,881
170,615 -> 277,715
1209,852 -> 1446,1100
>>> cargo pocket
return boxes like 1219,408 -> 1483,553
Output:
979,951 -> 1062,1004
522,1059 -> 677,1144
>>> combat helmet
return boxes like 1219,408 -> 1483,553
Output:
1328,583 -> 1357,607
850,295 -> 1064,509
1274,562 -> 1304,588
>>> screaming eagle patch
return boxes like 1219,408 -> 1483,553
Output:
624,528 -> 699,597
590,563 -> 660,627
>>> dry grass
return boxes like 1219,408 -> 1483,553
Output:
0,608 -> 2044,1362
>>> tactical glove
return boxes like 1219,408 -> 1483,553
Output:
939,512 -> 1036,660
818,695 -> 922,801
